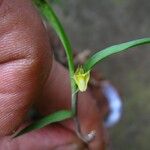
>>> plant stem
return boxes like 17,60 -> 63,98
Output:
73,93 -> 88,143
32,0 -> 76,113
74,93 -> 96,143
33,0 -> 88,142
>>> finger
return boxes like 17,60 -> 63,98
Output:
36,61 -> 107,149
35,60 -> 71,114
0,124 -> 86,150
0,0 -> 52,136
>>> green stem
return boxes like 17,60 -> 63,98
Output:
32,0 -> 86,141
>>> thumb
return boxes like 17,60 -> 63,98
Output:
0,0 -> 52,136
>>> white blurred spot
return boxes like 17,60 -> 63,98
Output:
101,81 -> 123,128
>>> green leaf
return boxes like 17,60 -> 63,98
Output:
32,0 -> 74,76
14,110 -> 73,138
83,38 -> 150,72
32,0 -> 77,117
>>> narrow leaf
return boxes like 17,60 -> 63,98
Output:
32,0 -> 74,75
14,110 -> 73,137
83,38 -> 150,72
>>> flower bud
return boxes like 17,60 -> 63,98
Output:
73,66 -> 90,92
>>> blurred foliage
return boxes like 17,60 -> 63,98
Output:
49,0 -> 61,4
108,70 -> 150,150
48,0 -> 150,149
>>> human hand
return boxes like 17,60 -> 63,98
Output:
0,0 -> 107,149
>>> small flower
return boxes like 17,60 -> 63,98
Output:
73,66 -> 90,92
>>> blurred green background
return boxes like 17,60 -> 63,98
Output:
50,0 -> 150,149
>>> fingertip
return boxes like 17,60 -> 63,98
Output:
0,0 -> 52,136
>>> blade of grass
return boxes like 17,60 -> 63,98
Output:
32,0 -> 74,76
83,38 -> 150,72
14,110 -> 73,137
32,0 -> 77,114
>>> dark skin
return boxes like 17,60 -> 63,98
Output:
0,0 -> 107,149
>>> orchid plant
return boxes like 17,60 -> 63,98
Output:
14,0 -> 150,143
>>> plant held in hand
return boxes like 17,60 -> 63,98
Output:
14,0 -> 150,143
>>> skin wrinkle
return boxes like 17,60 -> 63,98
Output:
0,59 -> 31,69
0,0 -> 52,135
0,114 -> 25,136
0,26 -> 45,61
0,63 -> 36,93
0,31 -> 29,58
0,92 -> 31,115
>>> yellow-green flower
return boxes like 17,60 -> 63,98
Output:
73,66 -> 90,92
